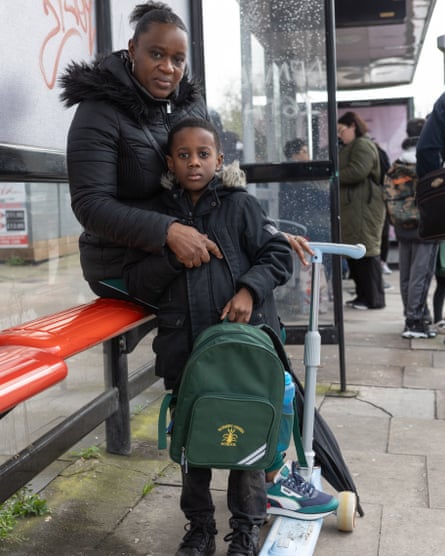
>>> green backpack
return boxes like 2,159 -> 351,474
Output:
158,321 -> 290,470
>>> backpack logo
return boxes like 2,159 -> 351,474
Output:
219,424 -> 245,447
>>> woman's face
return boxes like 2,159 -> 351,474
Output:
128,22 -> 187,99
337,123 -> 356,145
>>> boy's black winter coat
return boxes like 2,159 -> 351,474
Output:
123,169 -> 293,389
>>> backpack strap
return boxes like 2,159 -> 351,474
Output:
260,324 -> 308,467
158,393 -> 173,450
292,396 -> 308,467
259,323 -> 292,370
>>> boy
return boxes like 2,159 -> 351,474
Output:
123,118 -> 337,556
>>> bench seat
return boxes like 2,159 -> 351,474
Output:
0,345 -> 67,414
0,298 -> 152,359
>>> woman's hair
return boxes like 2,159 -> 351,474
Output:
338,111 -> 369,138
283,138 -> 307,160
401,136 -> 419,150
130,2 -> 187,42
406,117 -> 425,138
167,118 -> 221,154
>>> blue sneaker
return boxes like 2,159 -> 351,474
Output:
267,461 -> 338,520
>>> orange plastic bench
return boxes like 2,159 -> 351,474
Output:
0,297 -> 157,503
0,298 -> 153,358
0,345 -> 67,414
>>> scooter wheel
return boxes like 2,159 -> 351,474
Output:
336,491 -> 357,532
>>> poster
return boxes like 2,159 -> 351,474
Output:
0,183 -> 28,247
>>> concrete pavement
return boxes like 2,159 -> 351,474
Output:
2,266 -> 445,555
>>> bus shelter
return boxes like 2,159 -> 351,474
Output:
193,0 -> 346,382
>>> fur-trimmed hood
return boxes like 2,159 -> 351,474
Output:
160,161 -> 247,190
58,50 -> 203,122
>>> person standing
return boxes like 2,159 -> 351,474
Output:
433,241 -> 445,330
416,93 -> 445,335
337,111 -> 386,310
385,135 -> 437,338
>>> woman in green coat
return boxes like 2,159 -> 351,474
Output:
338,111 -> 386,310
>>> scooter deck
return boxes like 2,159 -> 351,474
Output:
259,467 -> 324,556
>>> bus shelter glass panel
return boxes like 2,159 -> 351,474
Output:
0,182 -> 92,329
202,0 -> 334,325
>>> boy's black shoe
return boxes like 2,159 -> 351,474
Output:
176,519 -> 217,556
224,519 -> 260,555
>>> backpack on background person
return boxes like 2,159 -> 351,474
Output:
383,163 -> 419,229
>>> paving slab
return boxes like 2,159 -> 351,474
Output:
379,506 -> 445,556
336,450 -> 427,508
437,390 -> 445,420
353,385 -> 435,419
404,365 -> 445,389
318,411 -> 390,452
345,346 -> 434,368
390,417 -> 445,455
433,348 -> 445,366
314,503 -> 382,556
426,455 -> 445,510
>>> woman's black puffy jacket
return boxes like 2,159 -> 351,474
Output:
59,50 -> 208,282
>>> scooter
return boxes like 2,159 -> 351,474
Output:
260,242 -> 365,555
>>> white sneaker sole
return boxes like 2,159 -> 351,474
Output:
402,331 -> 436,339
267,506 -> 337,521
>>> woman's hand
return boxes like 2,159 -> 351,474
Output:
166,222 -> 223,268
285,234 -> 314,266
220,287 -> 253,323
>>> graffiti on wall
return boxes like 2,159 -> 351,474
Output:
39,0 -> 96,89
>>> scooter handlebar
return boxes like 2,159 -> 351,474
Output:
308,242 -> 366,260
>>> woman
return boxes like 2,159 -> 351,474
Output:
60,1 -> 310,301
337,111 -> 385,309
59,2 -> 224,301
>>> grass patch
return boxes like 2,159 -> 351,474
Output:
72,445 -> 101,460
0,487 -> 50,541
5,255 -> 26,266
142,480 -> 155,497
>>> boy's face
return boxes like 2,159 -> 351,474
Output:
167,127 -> 224,202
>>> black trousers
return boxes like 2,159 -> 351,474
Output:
433,274 -> 445,323
180,466 -> 267,527
348,255 -> 385,309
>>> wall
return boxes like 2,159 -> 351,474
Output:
0,1 -> 96,150
110,0 -> 190,51
0,1 -> 194,151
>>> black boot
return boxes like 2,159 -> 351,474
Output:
224,518 -> 260,556
176,518 -> 217,556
